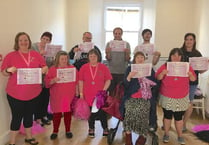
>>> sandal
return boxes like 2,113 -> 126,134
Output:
25,138 -> 39,145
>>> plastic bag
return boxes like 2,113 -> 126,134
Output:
74,98 -> 90,120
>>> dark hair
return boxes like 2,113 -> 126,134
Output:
87,49 -> 101,62
41,31 -> 52,41
168,48 -> 184,62
142,29 -> 152,36
113,27 -> 123,35
132,51 -> 145,64
14,32 -> 32,51
181,33 -> 196,51
54,51 -> 69,67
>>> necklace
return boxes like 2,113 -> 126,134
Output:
19,50 -> 31,67
89,64 -> 98,85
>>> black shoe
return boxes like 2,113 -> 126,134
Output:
50,133 -> 58,140
66,132 -> 73,138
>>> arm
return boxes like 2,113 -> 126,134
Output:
103,80 -> 111,91
2,66 -> 17,76
105,42 -> 111,60
156,69 -> 167,80
152,51 -> 161,65
79,80 -> 84,99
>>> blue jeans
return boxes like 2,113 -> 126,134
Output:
189,85 -> 197,102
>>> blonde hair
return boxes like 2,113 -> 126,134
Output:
54,51 -> 69,67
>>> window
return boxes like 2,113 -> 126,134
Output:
104,6 -> 142,56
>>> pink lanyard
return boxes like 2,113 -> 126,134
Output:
19,50 -> 31,67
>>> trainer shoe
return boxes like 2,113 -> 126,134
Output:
163,135 -> 169,143
177,137 -> 185,145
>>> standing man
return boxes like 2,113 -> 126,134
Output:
134,29 -> 161,132
105,27 -> 131,97
69,32 -> 102,70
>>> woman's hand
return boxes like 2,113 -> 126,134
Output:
127,71 -> 137,81
157,69 -> 167,80
6,66 -> 17,74
42,66 -> 48,74
188,71 -> 196,81
50,77 -> 60,85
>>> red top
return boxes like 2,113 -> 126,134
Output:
45,65 -> 78,113
1,50 -> 46,100
156,64 -> 196,99
79,63 -> 112,106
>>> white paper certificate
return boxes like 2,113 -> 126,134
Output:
17,68 -> 42,84
167,62 -> 189,77
79,42 -> 94,53
57,68 -> 76,83
45,44 -> 62,57
189,57 -> 209,70
109,40 -> 126,52
131,63 -> 152,78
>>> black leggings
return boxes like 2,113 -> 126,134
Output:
163,108 -> 185,121
7,94 -> 39,131
88,109 -> 108,130
34,87 -> 50,120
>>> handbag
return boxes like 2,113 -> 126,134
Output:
102,82 -> 124,120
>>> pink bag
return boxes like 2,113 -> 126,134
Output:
74,98 -> 90,120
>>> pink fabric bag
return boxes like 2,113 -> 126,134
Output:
74,98 -> 90,120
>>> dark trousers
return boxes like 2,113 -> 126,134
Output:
7,94 -> 39,131
34,87 -> 50,120
88,109 -> 108,130
149,86 -> 159,127
108,74 -> 124,96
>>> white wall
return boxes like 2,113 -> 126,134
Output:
0,1 -> 66,144
1,0 -> 209,144
155,0 -> 196,57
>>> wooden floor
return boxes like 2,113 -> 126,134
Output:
14,106 -> 209,145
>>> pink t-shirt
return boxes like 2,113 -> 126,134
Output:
79,63 -> 112,106
155,64 -> 196,99
1,50 -> 46,100
45,65 -> 78,113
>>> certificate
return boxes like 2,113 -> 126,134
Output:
57,68 -> 76,83
167,62 -> 189,77
79,42 -> 94,53
109,40 -> 126,52
131,63 -> 152,78
189,57 -> 209,70
17,68 -> 42,84
45,44 -> 62,57
137,44 -> 155,55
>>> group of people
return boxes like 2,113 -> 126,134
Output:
1,27 -> 207,145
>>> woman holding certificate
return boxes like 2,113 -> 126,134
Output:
122,51 -> 157,145
180,33 -> 205,132
45,51 -> 78,140
1,32 -> 48,145
32,31 -> 53,126
79,49 -> 112,137
156,48 -> 196,144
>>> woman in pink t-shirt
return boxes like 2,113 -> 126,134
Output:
45,51 -> 78,140
156,48 -> 196,144
1,32 -> 48,145
79,49 -> 112,138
